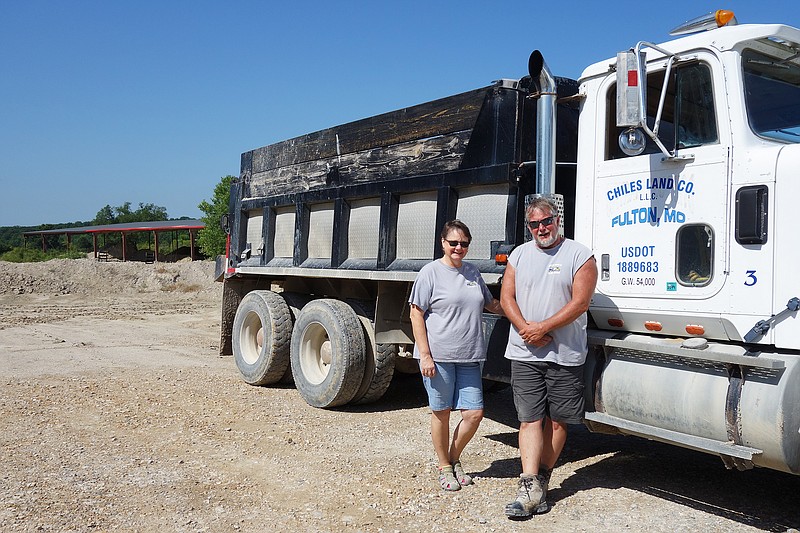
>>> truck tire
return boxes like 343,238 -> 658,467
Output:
347,300 -> 396,405
354,343 -> 396,404
232,290 -> 293,385
278,292 -> 313,384
394,356 -> 420,375
291,299 -> 366,408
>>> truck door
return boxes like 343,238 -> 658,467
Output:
591,52 -> 733,335
737,45 -> 800,349
772,148 -> 800,349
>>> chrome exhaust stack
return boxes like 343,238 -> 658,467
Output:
524,50 -> 564,238
528,50 -> 557,197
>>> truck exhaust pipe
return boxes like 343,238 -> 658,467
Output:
528,50 -> 557,196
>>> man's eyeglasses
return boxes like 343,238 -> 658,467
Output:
527,216 -> 555,229
445,240 -> 470,248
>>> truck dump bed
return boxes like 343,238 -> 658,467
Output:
229,78 -> 578,277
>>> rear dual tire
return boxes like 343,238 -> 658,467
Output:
290,298 -> 366,408
348,300 -> 396,405
232,290 -> 293,385
233,291 -> 396,408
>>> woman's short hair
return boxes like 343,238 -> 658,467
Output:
440,219 -> 472,242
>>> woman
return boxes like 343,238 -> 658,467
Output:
409,220 -> 504,491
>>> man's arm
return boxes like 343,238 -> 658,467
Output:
500,263 -> 525,330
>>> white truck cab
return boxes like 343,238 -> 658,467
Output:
576,13 -> 800,474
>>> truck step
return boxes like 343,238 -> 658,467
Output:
583,411 -> 763,460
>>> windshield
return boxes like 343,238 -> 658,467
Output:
743,42 -> 800,143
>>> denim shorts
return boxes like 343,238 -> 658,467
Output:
421,361 -> 484,412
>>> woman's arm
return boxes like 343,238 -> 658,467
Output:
485,297 -> 504,316
409,303 -> 436,377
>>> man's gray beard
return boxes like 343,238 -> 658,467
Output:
535,233 -> 560,248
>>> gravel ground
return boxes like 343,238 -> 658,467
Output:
1,258 -> 799,532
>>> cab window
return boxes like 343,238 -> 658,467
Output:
676,224 -> 713,286
743,47 -> 800,143
606,62 -> 718,159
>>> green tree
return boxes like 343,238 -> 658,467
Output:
0,226 -> 25,254
118,202 -> 168,224
94,202 -> 168,225
94,205 -> 116,225
197,175 -> 234,257
92,202 -> 169,250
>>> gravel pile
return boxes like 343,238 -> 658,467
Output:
0,258 -> 218,296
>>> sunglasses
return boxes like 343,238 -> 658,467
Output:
527,216 -> 555,229
445,240 -> 470,248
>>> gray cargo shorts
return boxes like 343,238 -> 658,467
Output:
510,360 -> 585,424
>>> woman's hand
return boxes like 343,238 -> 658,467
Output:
419,354 -> 436,377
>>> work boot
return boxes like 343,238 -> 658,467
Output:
539,466 -> 552,498
504,473 -> 549,518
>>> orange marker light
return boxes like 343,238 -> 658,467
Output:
608,318 -> 624,328
715,10 -> 736,27
644,321 -> 663,332
670,9 -> 737,36
686,325 -> 705,335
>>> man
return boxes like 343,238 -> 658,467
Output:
500,197 -> 597,518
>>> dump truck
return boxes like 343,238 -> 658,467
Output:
219,10 -> 800,475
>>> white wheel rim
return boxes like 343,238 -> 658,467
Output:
241,311 -> 263,365
299,322 -> 331,385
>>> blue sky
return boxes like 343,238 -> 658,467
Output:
1,1 -> 796,227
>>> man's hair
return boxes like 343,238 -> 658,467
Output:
440,219 -> 472,242
526,197 -> 559,221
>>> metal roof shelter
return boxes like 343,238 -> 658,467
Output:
23,219 -> 205,262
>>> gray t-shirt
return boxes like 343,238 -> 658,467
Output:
409,260 -> 493,362
504,238 -> 594,366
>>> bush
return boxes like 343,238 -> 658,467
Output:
0,247 -> 85,263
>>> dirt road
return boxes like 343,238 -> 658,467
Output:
1,259 -> 798,532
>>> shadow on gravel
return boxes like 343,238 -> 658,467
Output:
553,432 -> 800,532
479,388 -> 800,532
274,354 -> 800,531
345,372 -> 429,414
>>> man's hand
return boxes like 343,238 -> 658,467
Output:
519,321 -> 552,347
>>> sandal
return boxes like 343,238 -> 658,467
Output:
453,461 -> 473,486
438,465 -> 461,491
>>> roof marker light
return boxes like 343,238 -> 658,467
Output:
670,9 -> 737,36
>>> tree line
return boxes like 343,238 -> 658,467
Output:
0,176 -> 233,263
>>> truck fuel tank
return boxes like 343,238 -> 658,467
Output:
585,332 -> 800,474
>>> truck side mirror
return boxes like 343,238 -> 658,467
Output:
616,50 -> 645,128
220,213 -> 230,235
616,50 -> 647,156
